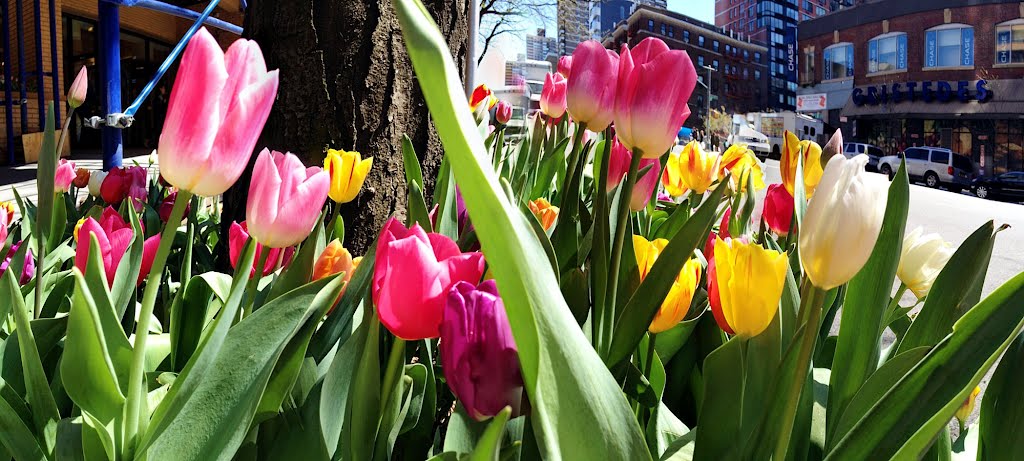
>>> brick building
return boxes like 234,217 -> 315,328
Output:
1,0 -> 242,165
603,5 -> 770,130
798,0 -> 1024,176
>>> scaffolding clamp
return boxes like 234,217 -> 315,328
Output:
83,113 -> 134,129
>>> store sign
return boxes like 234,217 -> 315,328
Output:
998,30 -> 1012,64
785,26 -> 798,83
852,80 -> 991,106
797,93 -> 827,111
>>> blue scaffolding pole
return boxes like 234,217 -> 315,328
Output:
1,1 -> 14,165
96,0 -> 241,169
49,0 -> 61,126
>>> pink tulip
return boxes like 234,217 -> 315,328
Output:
55,159 -> 76,193
0,241 -> 35,285
373,218 -> 485,340
68,66 -> 88,109
615,38 -> 698,158
495,100 -> 513,125
246,149 -> 330,248
608,137 -> 660,211
566,41 -> 618,132
558,55 -> 573,78
539,72 -> 567,119
763,183 -> 795,236
158,27 -> 279,197
74,207 -> 159,287
228,221 -> 295,278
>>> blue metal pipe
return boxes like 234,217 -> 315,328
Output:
239,0 -> 246,11
15,0 -> 27,134
49,0 -> 61,125
102,0 -> 241,35
1,0 -> 14,164
34,0 -> 45,129
99,1 -> 123,170
123,0 -> 225,117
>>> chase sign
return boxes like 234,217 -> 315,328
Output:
852,80 -> 991,106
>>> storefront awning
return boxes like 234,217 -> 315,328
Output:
841,79 -> 1024,120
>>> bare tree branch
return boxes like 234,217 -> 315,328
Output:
476,0 -> 558,65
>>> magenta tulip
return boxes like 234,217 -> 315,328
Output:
158,27 -> 279,197
763,183 -> 795,236
100,166 -> 148,206
158,191 -> 191,224
494,100 -> 513,125
228,221 -> 295,278
440,280 -> 524,421
539,72 -> 567,119
55,159 -> 76,193
558,55 -> 573,78
0,241 -> 35,285
608,137 -> 660,210
566,40 -> 618,132
246,149 -> 330,248
615,38 -> 698,158
373,218 -> 485,340
74,207 -> 159,287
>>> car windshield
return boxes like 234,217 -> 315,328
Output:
952,155 -> 973,171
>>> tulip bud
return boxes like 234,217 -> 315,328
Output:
88,170 -> 108,197
762,184 -> 795,236
614,38 -> 697,158
0,241 -> 35,285
54,159 -> 76,193
0,202 -> 12,246
469,84 -> 497,112
820,129 -> 844,166
539,72 -> 567,119
72,168 -> 90,189
158,191 -> 191,223
528,198 -> 559,231
677,141 -> 722,194
955,386 -> 981,428
800,155 -> 889,290
373,218 -> 485,340
246,149 -> 330,248
313,239 -> 355,282
440,280 -> 524,421
710,237 -> 788,337
566,41 -> 618,132
100,166 -> 148,205
324,148 -> 373,204
494,100 -> 513,125
897,227 -> 954,299
74,207 -> 160,287
781,131 -> 824,198
634,235 -> 703,333
557,55 -> 572,77
67,66 -> 88,109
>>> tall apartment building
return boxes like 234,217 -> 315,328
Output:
558,0 -> 591,55
589,0 -> 668,41
714,0 -> 831,110
526,29 -> 558,61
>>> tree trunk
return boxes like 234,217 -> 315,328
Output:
222,0 -> 469,255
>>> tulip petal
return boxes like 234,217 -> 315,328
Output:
376,236 -> 448,340
137,235 -> 161,286
75,218 -> 113,284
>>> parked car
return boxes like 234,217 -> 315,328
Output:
877,147 -> 978,192
971,171 -> 1024,201
842,142 -> 885,171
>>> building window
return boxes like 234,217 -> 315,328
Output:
699,35 -> 706,47
755,69 -> 761,80
754,52 -> 761,62
743,68 -> 749,79
713,40 -> 720,52
995,20 -> 1024,64
725,44 -> 731,54
743,49 -> 749,61
683,30 -> 690,43
648,19 -> 655,32
698,55 -> 704,67
868,33 -> 908,73
661,23 -> 666,35
801,48 -> 815,84
823,43 -> 854,80
713,59 -> 719,69
668,26 -> 675,38
925,25 -> 974,68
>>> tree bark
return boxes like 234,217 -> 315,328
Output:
223,0 -> 469,255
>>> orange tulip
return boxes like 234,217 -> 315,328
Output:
529,198 -> 559,231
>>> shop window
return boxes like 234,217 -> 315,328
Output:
925,24 -> 974,68
823,43 -> 853,80
868,33 -> 907,73
995,20 -> 1024,64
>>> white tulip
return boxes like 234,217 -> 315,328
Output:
799,154 -> 889,290
897,227 -> 954,299
88,170 -> 108,197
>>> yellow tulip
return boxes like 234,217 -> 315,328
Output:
633,235 -> 703,334
528,198 -> 559,231
955,386 -> 981,427
713,237 -> 789,337
720,143 -> 765,192
677,141 -> 721,194
661,152 -> 687,197
324,149 -> 373,204
781,131 -> 824,198
73,217 -> 86,242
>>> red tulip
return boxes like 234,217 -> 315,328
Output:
763,183 -> 795,236
706,258 -> 732,335
74,207 -> 159,286
539,72 -> 567,119
703,208 -> 732,260
228,221 -> 295,278
566,41 -> 618,132
158,191 -> 191,223
100,166 -> 148,206
373,218 -> 485,340
614,38 -> 697,158
494,100 -> 513,125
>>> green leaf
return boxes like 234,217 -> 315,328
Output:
0,392 -> 45,461
409,181 -> 434,231
895,221 -> 1001,355
146,276 -> 344,460
469,407 -> 512,461
394,2 -> 651,459
444,404 -> 487,454
403,134 -> 426,190
47,191 -> 67,255
345,311 -> 381,461
168,272 -> 231,370
953,424 -> 978,460
826,161 -> 909,443
35,103 -> 57,256
978,332 -> 1024,456
607,183 -> 727,366
55,417 -> 85,461
267,217 -> 326,303
531,138 -> 570,200
320,318 -> 367,458
435,158 -> 460,240
111,205 -> 145,318
394,345 -> 438,460
694,337 -> 744,460
309,239 -> 377,362
826,271 -> 1024,460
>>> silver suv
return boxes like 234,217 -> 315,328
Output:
842,142 -> 884,171
877,147 -> 978,192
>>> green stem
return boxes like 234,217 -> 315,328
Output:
604,149 -> 644,357
592,128 -> 613,350
773,278 -> 827,461
643,333 -> 657,379
883,283 -> 908,320
379,337 -> 407,411
241,249 -> 271,319
123,188 -> 192,454
32,115 -> 74,319
327,202 -> 341,241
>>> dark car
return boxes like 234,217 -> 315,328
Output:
971,171 -> 1024,201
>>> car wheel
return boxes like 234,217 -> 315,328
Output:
976,185 -> 990,199
880,164 -> 893,179
925,172 -> 939,188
